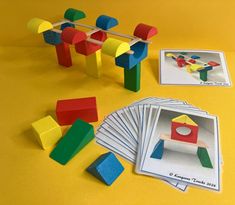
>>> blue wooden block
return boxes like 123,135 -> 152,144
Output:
87,152 -> 124,186
198,66 -> 213,72
191,55 -> 200,59
60,22 -> 75,30
96,15 -> 118,30
115,42 -> 148,69
150,140 -> 164,159
43,30 -> 62,45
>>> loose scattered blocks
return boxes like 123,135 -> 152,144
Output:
32,115 -> 62,149
56,97 -> 98,125
87,152 -> 124,185
50,119 -> 94,165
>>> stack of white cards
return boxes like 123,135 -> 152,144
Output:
96,97 -> 222,192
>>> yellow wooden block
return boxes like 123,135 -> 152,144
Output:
27,18 -> 53,33
186,65 -> 192,73
85,50 -> 102,78
190,64 -> 203,72
172,114 -> 197,126
166,53 -> 176,58
32,115 -> 62,149
102,38 -> 130,57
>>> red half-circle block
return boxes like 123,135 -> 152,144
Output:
61,27 -> 87,45
134,23 -> 158,40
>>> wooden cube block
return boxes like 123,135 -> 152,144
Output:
32,116 -> 62,149
56,97 -> 98,125
87,152 -> 124,185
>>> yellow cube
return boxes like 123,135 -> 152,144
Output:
32,116 -> 62,149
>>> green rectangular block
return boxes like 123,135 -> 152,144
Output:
50,119 -> 94,165
199,70 -> 208,81
124,63 -> 141,92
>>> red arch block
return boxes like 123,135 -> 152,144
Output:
134,23 -> 158,40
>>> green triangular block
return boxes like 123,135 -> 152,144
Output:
50,119 -> 94,165
197,147 -> 213,168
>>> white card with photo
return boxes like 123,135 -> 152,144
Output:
141,106 -> 221,191
160,49 -> 231,86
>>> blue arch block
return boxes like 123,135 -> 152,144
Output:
115,42 -> 148,69
96,15 -> 118,30
150,140 -> 164,159
87,152 -> 124,186
43,30 -> 62,45
60,22 -> 75,30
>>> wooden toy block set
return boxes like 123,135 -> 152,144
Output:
32,96 -> 124,185
166,52 -> 220,82
27,8 -> 158,92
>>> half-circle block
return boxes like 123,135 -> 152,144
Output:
134,23 -> 158,40
27,18 -> 53,33
75,31 -> 107,56
60,22 -> 75,30
43,30 -> 62,45
64,8 -> 86,21
61,27 -> 87,45
102,38 -> 130,57
115,42 -> 148,69
96,15 -> 118,30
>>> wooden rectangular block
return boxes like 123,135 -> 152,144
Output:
50,119 -> 94,165
124,63 -> 141,92
32,116 -> 62,149
55,42 -> 72,67
56,97 -> 98,125
85,50 -> 102,78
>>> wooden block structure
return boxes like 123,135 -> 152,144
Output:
27,8 -> 158,92
166,52 -> 220,82
32,115 -> 62,149
151,115 -> 213,169
50,119 -> 94,165
56,97 -> 98,125
87,152 -> 124,185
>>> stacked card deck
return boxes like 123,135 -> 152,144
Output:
96,97 -> 222,192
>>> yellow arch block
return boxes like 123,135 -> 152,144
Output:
166,53 -> 176,58
102,38 -> 130,57
27,18 -> 53,33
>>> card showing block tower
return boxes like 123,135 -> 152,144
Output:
151,114 -> 213,169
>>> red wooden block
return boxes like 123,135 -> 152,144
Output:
56,97 -> 98,125
75,31 -> 107,56
208,61 -> 220,67
176,57 -> 186,67
188,59 -> 196,64
55,42 -> 72,67
171,121 -> 198,143
61,27 -> 87,45
133,23 -> 158,40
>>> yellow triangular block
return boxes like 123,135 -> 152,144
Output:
172,114 -> 197,126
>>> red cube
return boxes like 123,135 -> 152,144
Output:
56,97 -> 98,125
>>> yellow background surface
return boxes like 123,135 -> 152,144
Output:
1,1 -> 235,204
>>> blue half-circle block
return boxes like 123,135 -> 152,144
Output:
43,30 -> 62,45
150,139 -> 164,159
115,42 -> 148,69
60,22 -> 75,30
96,15 -> 118,30
191,55 -> 200,59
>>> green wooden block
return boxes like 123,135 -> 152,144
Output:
64,8 -> 86,22
199,70 -> 208,81
124,63 -> 141,92
50,119 -> 94,165
197,147 -> 213,168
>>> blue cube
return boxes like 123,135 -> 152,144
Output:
87,152 -> 124,186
